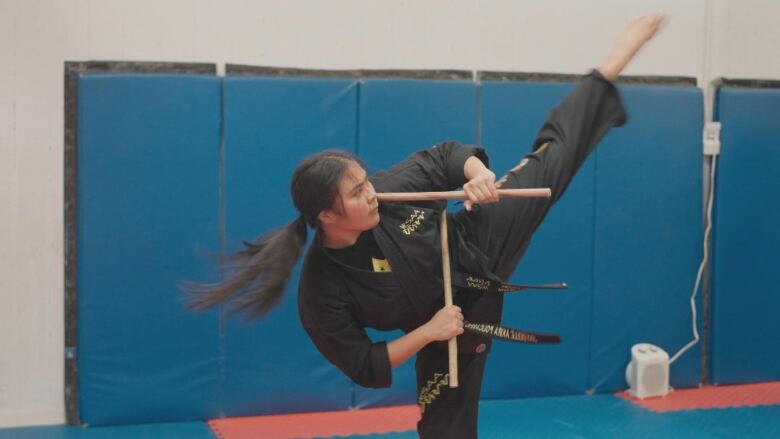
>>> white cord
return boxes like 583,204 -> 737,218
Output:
669,154 -> 717,364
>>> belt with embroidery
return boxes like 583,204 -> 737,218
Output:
453,272 -> 568,294
464,321 -> 561,344
454,272 -> 565,344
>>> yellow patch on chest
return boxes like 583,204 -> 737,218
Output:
371,257 -> 392,272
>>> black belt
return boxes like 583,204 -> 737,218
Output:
464,321 -> 561,344
455,272 -> 565,344
453,272 -> 568,294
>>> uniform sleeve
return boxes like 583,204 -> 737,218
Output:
370,141 -> 489,194
299,285 -> 392,388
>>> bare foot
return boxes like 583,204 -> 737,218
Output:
598,13 -> 668,81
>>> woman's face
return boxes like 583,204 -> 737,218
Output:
325,161 -> 380,232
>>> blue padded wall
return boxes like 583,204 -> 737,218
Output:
480,81 -> 596,398
712,86 -> 780,384
589,85 -> 703,392
357,79 -> 478,171
222,77 -> 358,415
355,78 -> 478,408
77,75 -> 222,425
75,72 -> 711,424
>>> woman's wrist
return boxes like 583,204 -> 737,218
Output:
464,155 -> 491,180
387,322 -> 433,368
419,321 -> 434,344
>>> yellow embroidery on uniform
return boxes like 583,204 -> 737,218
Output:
418,372 -> 449,414
371,257 -> 392,272
400,210 -> 425,235
466,276 -> 490,291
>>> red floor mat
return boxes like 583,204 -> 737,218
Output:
208,404 -> 419,439
617,381 -> 780,412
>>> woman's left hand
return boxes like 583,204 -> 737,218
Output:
463,169 -> 499,211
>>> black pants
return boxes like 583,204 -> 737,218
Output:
416,344 -> 487,438
415,70 -> 627,438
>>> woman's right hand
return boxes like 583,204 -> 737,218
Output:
424,305 -> 464,342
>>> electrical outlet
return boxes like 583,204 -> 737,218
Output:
703,122 -> 721,156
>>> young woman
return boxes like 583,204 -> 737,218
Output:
189,14 -> 667,438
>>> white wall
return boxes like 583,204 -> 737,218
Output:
710,0 -> 780,80
1,0 -> 778,428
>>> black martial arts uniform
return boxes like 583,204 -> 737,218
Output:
298,70 -> 627,438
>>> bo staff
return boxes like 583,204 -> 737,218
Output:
377,188 -> 551,202
439,210 -> 458,388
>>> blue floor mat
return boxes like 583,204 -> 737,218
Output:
4,395 -> 780,438
0,422 -> 214,439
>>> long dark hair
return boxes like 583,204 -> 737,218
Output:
184,150 -> 360,317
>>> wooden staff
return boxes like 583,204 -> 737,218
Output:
377,188 -> 550,202
439,210 -> 458,388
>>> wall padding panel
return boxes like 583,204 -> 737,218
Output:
712,86 -> 780,384
76,75 -> 222,425
589,85 -> 703,392
222,77 -> 359,415
479,81 -> 596,399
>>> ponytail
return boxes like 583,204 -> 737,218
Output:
184,148 -> 359,318
184,215 -> 308,318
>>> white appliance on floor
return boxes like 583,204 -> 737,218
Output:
625,343 -> 670,399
